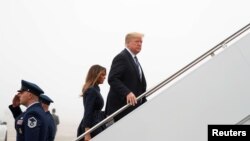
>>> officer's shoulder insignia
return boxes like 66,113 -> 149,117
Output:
27,117 -> 37,128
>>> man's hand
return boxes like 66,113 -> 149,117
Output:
126,92 -> 137,106
12,94 -> 20,107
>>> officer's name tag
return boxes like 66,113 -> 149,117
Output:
17,120 -> 23,125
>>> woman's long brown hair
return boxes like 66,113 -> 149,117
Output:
81,64 -> 106,97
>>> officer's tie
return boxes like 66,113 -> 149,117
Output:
134,56 -> 142,81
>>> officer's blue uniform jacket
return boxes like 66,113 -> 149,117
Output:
13,103 -> 48,141
45,111 -> 56,141
39,94 -> 56,141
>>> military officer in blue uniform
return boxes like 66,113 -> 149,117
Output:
9,80 -> 48,141
40,94 -> 56,141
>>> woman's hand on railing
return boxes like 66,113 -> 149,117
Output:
84,128 -> 91,141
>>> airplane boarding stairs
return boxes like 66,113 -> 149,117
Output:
75,23 -> 250,141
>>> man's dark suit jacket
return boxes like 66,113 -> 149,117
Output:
105,49 -> 147,121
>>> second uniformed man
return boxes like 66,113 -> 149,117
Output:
40,94 -> 56,141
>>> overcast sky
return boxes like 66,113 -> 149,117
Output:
1,0 -> 250,137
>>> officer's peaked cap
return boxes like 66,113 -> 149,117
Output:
17,80 -> 44,96
39,94 -> 54,105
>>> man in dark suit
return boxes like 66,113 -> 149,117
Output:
51,108 -> 59,136
105,32 -> 147,122
9,80 -> 48,141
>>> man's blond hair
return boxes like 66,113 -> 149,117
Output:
125,32 -> 144,44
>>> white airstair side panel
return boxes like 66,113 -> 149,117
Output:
93,33 -> 250,141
